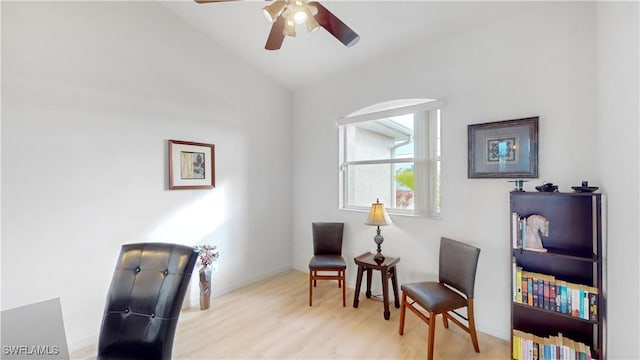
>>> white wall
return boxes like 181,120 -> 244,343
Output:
1,2 -> 292,350
292,2 -> 605,341
596,2 -> 640,359
2,1 -> 637,357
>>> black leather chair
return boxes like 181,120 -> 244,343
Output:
97,242 -> 198,360
308,222 -> 346,307
398,237 -> 481,360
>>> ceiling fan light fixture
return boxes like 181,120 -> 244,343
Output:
194,0 -> 359,51
284,14 -> 297,37
293,8 -> 307,24
305,9 -> 319,32
262,0 -> 287,23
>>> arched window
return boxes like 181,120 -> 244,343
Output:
338,99 -> 442,217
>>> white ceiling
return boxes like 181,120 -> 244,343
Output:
161,1 -> 543,90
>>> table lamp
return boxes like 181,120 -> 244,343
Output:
364,198 -> 393,262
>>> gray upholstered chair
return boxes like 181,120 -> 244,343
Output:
398,237 -> 481,360
97,242 -> 198,360
308,222 -> 346,307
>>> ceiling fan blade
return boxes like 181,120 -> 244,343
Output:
265,16 -> 286,50
309,1 -> 359,47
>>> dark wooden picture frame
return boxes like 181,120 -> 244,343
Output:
468,117 -> 538,178
169,140 -> 215,189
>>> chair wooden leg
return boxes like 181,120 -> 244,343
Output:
398,291 -> 407,335
309,271 -> 313,306
427,312 -> 436,360
468,299 -> 480,353
442,312 -> 449,328
341,271 -> 346,307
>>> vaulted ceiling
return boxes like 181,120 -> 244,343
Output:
161,1 -> 546,90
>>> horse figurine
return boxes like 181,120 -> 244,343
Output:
525,214 -> 549,252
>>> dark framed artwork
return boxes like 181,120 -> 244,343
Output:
168,140 -> 215,189
468,117 -> 538,178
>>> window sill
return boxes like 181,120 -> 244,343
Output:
339,206 -> 441,220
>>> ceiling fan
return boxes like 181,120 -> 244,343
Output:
194,0 -> 360,50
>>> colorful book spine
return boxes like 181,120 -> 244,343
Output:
515,268 -> 599,323
515,266 -> 523,304
580,286 -> 588,320
513,331 -> 592,360
512,212 -> 520,249
522,274 -> 528,304
513,330 -> 522,359
549,277 -> 556,312
589,287 -> 598,321
559,281 -> 568,314
537,278 -> 544,309
533,278 -> 539,308
543,277 -> 550,310
571,284 -> 580,317
520,217 -> 526,249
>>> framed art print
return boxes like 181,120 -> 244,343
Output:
468,117 -> 538,178
169,140 -> 215,189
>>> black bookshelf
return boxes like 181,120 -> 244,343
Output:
510,191 -> 604,359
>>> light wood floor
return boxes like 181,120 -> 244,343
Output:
72,270 -> 509,359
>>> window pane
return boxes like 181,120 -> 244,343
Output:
346,163 -> 393,208
339,102 -> 441,217
394,163 -> 414,209
346,114 -> 414,162
346,162 -> 414,210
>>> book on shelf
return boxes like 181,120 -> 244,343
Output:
522,272 -> 528,304
579,285 -> 589,320
512,330 -> 592,360
549,279 -> 556,312
514,265 -> 523,303
511,212 -> 529,250
589,287 -> 598,321
571,285 -> 580,317
543,277 -> 550,310
558,280 -> 568,314
512,212 -> 521,249
527,276 -> 534,307
513,268 -> 598,321
511,212 -> 527,250
533,278 -> 539,308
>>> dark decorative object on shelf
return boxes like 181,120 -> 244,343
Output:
572,180 -> 599,193
535,182 -> 558,192
509,179 -> 529,192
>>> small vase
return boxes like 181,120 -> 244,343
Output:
199,265 -> 212,310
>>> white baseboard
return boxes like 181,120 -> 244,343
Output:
184,265 -> 292,309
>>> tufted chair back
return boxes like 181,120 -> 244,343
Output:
97,242 -> 198,360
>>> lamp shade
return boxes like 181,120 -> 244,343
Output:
364,199 -> 393,226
